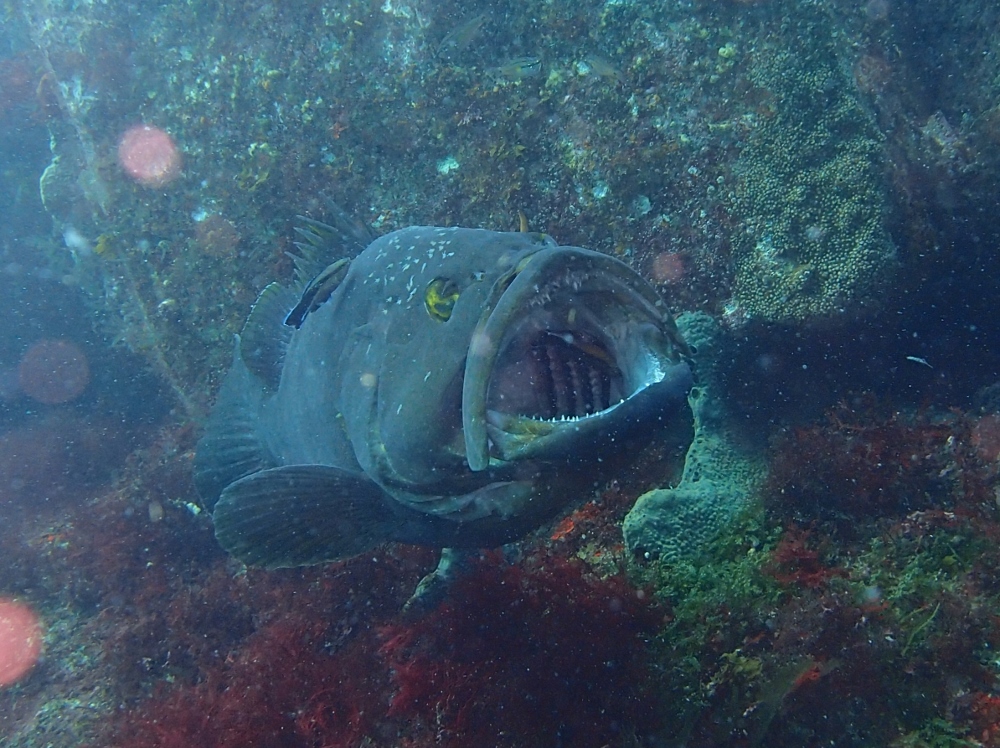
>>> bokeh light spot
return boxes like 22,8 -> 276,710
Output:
651,252 -> 689,285
17,339 -> 90,405
0,598 -> 43,688
117,124 -> 182,187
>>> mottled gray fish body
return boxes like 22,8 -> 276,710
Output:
194,224 -> 692,568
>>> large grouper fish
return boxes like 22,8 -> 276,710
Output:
194,211 -> 692,569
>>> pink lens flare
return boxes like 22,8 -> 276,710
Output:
17,339 -> 90,405
0,598 -> 43,688
118,124 -> 182,187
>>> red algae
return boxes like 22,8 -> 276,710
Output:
194,214 -> 241,258
97,537 -> 659,748
651,251 -> 690,285
971,414 -> 1000,463
379,553 -> 661,747
766,405 -> 959,521
765,526 -> 846,589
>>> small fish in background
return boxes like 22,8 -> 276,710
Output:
436,12 -> 489,59
493,56 -> 543,81
582,54 -> 627,87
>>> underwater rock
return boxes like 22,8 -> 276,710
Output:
727,27 -> 896,325
624,312 -> 766,562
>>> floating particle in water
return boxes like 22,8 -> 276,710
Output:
0,598 -> 42,688
805,224 -> 827,242
117,124 -> 182,187
17,339 -> 90,405
148,500 -> 165,522
864,0 -> 890,21
62,226 -> 92,257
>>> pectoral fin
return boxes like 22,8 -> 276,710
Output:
212,465 -> 397,568
283,258 -> 350,329
193,338 -> 275,511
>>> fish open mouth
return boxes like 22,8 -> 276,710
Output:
462,246 -> 691,471
488,327 -> 626,421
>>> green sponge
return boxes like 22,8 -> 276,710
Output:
623,313 -> 766,562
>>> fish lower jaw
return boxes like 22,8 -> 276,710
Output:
482,362 -> 691,464
482,392 -> 631,462
535,408 -> 622,424
487,398 -> 625,428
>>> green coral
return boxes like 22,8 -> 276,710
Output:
633,506 -> 781,733
846,520 -> 986,659
730,30 -> 896,324
890,718 -> 977,748
623,313 -> 766,562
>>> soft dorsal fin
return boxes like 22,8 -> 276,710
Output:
240,282 -> 297,391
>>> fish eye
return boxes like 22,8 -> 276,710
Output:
425,277 -> 461,321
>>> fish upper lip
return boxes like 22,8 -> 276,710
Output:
462,246 -> 689,471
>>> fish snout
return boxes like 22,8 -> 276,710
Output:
462,247 -> 691,470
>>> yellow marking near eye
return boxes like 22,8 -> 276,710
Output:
425,278 -> 460,321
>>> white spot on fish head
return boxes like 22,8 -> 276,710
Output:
469,330 -> 493,358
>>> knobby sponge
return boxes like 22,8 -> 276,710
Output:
624,313 -> 766,562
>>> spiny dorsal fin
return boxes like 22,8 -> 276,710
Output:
290,203 -> 375,291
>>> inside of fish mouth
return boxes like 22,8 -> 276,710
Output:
485,322 -> 625,422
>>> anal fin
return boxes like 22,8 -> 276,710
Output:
212,465 -> 397,568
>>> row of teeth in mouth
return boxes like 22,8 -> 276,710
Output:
528,338 -> 623,421
537,400 -> 625,423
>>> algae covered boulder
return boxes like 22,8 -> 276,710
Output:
728,29 -> 897,325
